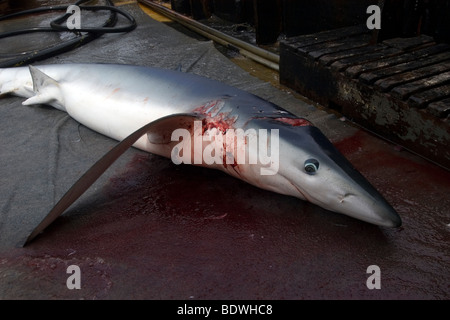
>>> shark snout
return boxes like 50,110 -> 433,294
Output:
364,195 -> 402,228
330,186 -> 402,228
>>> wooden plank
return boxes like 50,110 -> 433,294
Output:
361,50 -> 450,85
354,54 -> 439,80
410,43 -> 450,58
391,72 -> 450,101
306,39 -> 370,59
297,32 -> 369,53
318,44 -> 386,66
333,47 -> 402,72
427,98 -> 450,118
374,60 -> 450,92
382,35 -> 435,51
282,25 -> 368,52
406,83 -> 450,109
352,43 -> 450,80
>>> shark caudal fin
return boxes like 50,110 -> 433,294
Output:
22,65 -> 65,111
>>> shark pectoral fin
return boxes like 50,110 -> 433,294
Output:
23,113 -> 203,246
22,65 -> 65,110
147,113 -> 204,144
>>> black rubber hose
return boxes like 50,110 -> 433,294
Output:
51,5 -> 136,33
0,0 -> 136,67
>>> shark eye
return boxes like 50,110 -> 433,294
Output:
304,159 -> 319,175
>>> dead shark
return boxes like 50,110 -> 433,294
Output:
0,64 -> 401,243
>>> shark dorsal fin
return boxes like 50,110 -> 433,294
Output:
22,65 -> 65,111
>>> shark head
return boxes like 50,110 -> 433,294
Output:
241,118 -> 402,228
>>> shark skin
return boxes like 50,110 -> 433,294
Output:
0,64 -> 401,239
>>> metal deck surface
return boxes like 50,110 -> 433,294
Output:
0,2 -> 449,299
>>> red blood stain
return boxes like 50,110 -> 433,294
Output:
193,100 -> 237,134
3,139 -> 450,299
333,130 -> 365,156
192,100 -> 221,116
202,114 -> 236,133
274,117 -> 312,126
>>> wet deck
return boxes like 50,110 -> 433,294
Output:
0,1 -> 449,300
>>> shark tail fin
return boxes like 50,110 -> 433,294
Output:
22,65 -> 65,111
